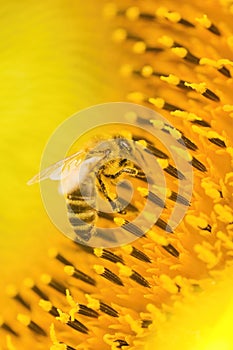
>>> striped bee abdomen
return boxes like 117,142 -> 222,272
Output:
66,188 -> 97,242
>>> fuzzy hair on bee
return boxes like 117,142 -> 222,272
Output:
28,132 -> 183,244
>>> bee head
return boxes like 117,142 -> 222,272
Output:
116,137 -> 133,155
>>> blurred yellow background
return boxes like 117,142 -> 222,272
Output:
0,0 -> 120,291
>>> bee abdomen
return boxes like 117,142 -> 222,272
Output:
74,226 -> 95,242
67,196 -> 96,211
68,212 -> 96,225
66,192 -> 97,242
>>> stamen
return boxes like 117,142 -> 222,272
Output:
141,319 -> 153,328
50,323 -> 76,350
161,74 -> 220,102
169,191 -> 190,206
117,263 -> 151,288
155,218 -> 173,233
179,134 -> 198,151
162,244 -> 180,258
94,248 -> 124,264
130,270 -> 151,288
122,245 -> 152,263
6,285 -> 31,310
164,164 -> 185,180
66,290 -> 99,319
78,304 -> 99,318
23,278 -> 49,300
209,138 -> 226,148
93,265 -> 124,286
48,248 -> 73,266
137,187 -> 165,209
156,7 -> 195,28
131,112 -> 198,151
190,157 -> 207,172
159,35 -> 230,76
40,274 -> 67,295
113,339 -> 129,348
0,317 -> 18,337
196,15 -> 221,36
186,215 -> 212,232
85,293 -> 119,318
39,299 -> 59,317
136,139 -> 168,159
100,302 -> 119,317
56,309 -> 88,334
64,265 -> 96,286
114,218 -> 145,237
17,314 -> 47,336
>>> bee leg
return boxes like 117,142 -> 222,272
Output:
96,171 -> 118,212
121,166 -> 146,180
103,166 -> 145,180
96,171 -> 128,214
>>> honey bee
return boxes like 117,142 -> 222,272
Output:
28,136 -> 149,243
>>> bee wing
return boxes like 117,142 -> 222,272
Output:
27,150 -> 86,185
60,155 -> 105,194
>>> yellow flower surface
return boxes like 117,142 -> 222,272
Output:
0,0 -> 233,350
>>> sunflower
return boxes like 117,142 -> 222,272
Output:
0,0 -> 233,349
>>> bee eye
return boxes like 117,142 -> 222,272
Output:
104,148 -> 111,156
119,139 -> 132,153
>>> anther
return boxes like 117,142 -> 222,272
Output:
64,265 -> 96,286
117,264 -> 150,288
100,302 -> 119,318
94,265 -> 124,286
169,191 -> 190,206
23,278 -> 49,300
17,314 -> 47,336
56,309 -> 88,334
114,218 -> 145,237
94,248 -> 124,264
6,285 -> 30,310
155,218 -> 173,233
0,317 -> 18,337
141,319 -> 153,328
191,157 -> 207,172
162,244 -> 180,257
122,245 -> 151,263
40,274 -> 67,295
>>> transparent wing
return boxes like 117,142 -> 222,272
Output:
60,155 -> 105,194
27,150 -> 86,185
